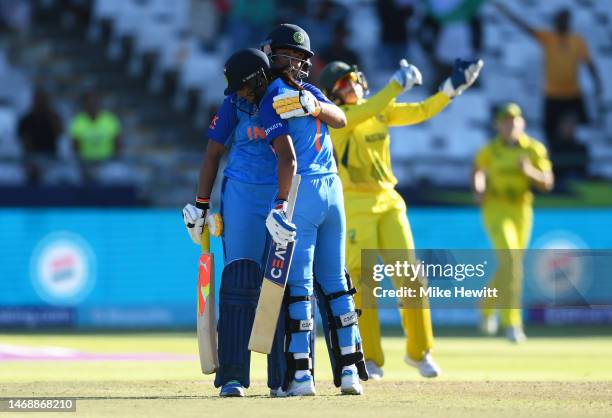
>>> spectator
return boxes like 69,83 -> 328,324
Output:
375,0 -> 414,69
69,92 -> 121,163
18,87 -> 62,156
495,3 -> 603,150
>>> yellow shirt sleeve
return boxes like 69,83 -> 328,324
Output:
384,92 -> 451,127
474,144 -> 491,170
528,139 -> 553,172
334,81 -> 402,136
534,31 -> 553,47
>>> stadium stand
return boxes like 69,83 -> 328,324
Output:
0,0 -> 610,206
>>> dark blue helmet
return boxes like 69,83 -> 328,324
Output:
261,23 -> 313,79
262,23 -> 314,58
223,48 -> 271,96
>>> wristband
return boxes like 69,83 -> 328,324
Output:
195,196 -> 210,211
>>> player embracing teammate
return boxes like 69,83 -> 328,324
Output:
183,22 -> 485,396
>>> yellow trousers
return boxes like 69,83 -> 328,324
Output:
346,189 -> 433,366
480,199 -> 533,327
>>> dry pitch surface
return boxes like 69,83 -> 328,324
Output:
1,332 -> 611,418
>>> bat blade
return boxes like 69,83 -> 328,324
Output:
249,240 -> 296,353
197,228 -> 218,374
249,175 -> 301,354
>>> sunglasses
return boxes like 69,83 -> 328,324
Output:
333,72 -> 360,92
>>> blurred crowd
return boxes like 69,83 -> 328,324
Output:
0,0 -> 609,199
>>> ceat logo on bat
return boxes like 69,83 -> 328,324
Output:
266,240 -> 294,286
30,232 -> 96,306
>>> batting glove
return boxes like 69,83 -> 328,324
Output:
266,199 -> 297,246
273,90 -> 321,119
182,201 -> 207,245
440,58 -> 484,98
390,59 -> 422,93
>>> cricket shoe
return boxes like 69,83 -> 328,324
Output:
506,326 -> 527,344
479,315 -> 499,336
340,369 -> 364,395
285,375 -> 316,396
219,380 -> 246,397
404,352 -> 441,378
365,360 -> 384,380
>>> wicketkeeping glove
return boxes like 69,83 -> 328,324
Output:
390,59 -> 422,93
265,199 -> 297,246
273,89 -> 321,119
440,58 -> 484,98
182,203 -> 207,245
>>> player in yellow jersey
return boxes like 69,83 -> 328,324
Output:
302,58 -> 483,379
473,103 -> 554,343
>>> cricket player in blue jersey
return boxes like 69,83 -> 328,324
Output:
231,23 -> 372,396
182,25 -> 352,398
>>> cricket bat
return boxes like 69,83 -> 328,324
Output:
197,225 -> 219,374
249,174 -> 301,354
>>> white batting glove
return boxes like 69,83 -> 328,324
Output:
390,59 -> 422,93
273,90 -> 321,119
182,203 -> 207,245
440,58 -> 484,98
265,200 -> 297,246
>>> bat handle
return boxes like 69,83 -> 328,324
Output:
201,226 -> 210,253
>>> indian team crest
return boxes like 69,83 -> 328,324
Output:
293,31 -> 305,44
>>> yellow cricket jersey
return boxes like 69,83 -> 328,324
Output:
474,134 -> 552,205
330,82 -> 450,194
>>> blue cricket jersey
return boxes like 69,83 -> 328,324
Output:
259,78 -> 337,177
207,94 -> 277,185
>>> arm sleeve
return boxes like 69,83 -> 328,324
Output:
333,81 -> 402,137
302,82 -> 333,104
474,145 -> 490,170
530,141 -> 553,172
384,92 -> 451,127
111,113 -> 121,137
207,96 -> 238,145
260,88 -> 290,143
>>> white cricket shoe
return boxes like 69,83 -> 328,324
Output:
365,360 -> 383,380
285,375 -> 316,397
340,369 -> 363,395
404,352 -> 441,378
506,326 -> 527,344
479,315 -> 499,336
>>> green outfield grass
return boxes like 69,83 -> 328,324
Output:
1,331 -> 611,418
419,180 -> 612,207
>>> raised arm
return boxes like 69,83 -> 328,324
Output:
385,92 -> 450,127
494,1 -> 537,38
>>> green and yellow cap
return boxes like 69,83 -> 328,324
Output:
496,102 -> 523,121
